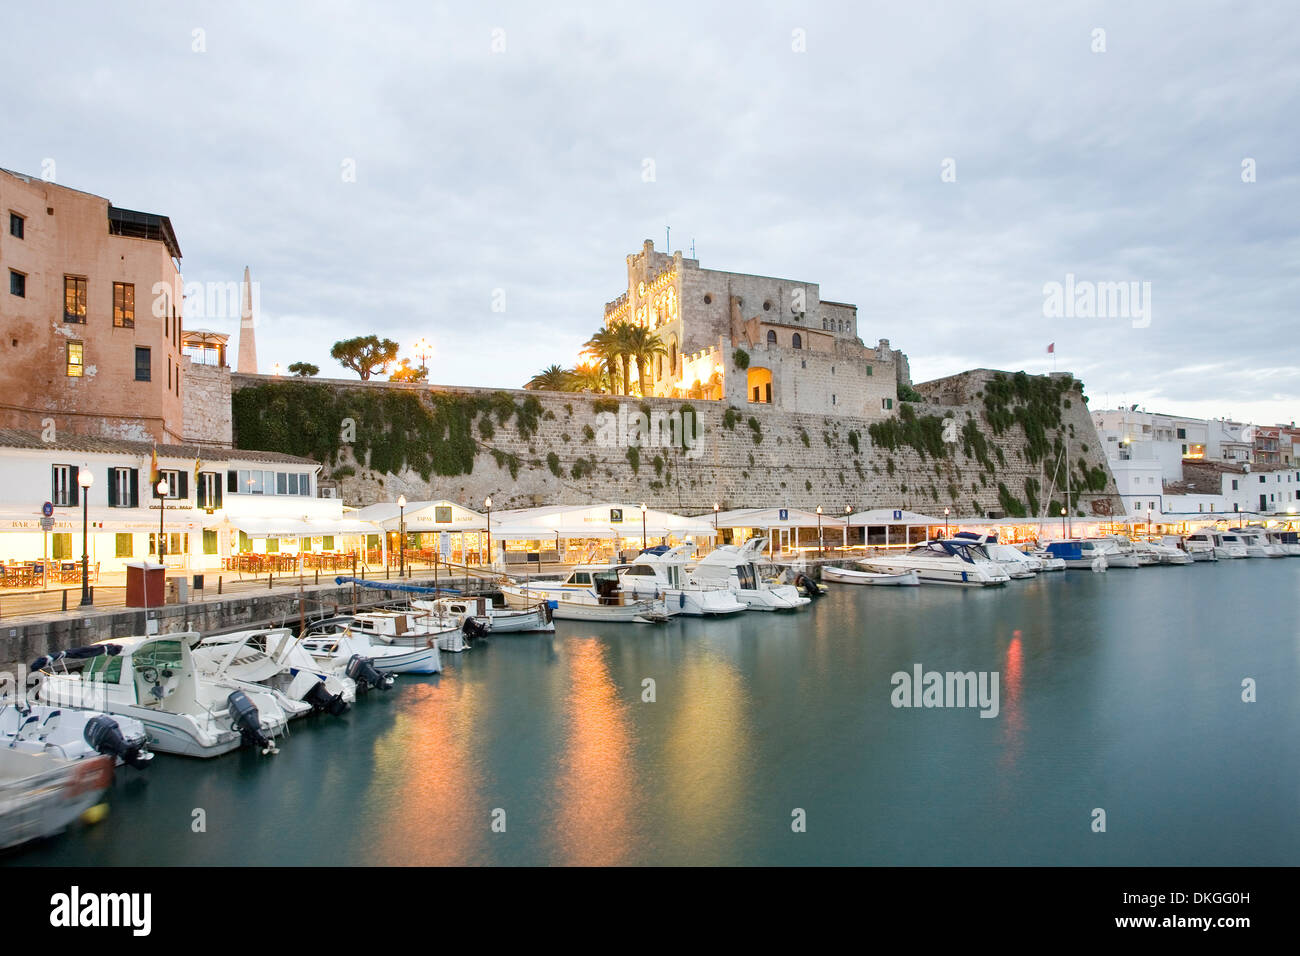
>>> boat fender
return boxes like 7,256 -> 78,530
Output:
303,680 -> 350,717
346,655 -> 394,693
82,714 -> 152,770
226,690 -> 277,755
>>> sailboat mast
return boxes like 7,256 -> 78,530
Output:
1065,435 -> 1072,538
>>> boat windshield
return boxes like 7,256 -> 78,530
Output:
133,640 -> 183,672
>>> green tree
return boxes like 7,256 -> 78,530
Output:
622,324 -> 668,397
569,361 -> 609,393
525,364 -> 573,391
610,321 -> 639,396
330,335 -> 399,380
287,362 -> 319,377
583,327 -> 625,395
389,358 -> 428,382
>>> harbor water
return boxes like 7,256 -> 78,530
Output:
9,559 -> 1298,866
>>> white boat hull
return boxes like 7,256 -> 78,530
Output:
824,566 -> 920,586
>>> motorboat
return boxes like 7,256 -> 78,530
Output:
1026,547 -> 1067,571
500,565 -> 678,620
1132,539 -> 1192,566
411,596 -> 554,633
1207,531 -> 1247,559
193,629 -> 353,717
617,544 -> 749,615
1044,540 -> 1109,571
1217,530 -> 1276,558
1,699 -> 152,768
1265,530 -> 1300,556
685,539 -> 812,609
1088,536 -> 1142,568
859,539 -> 1011,587
1236,529 -> 1287,557
33,635 -> 288,758
952,533 -> 1034,578
823,566 -> 920,586
0,749 -> 114,851
301,617 -> 443,673
1178,532 -> 1219,561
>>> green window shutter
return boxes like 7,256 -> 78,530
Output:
108,470 -> 118,507
128,469 -> 139,507
69,465 -> 80,506
203,529 -> 218,554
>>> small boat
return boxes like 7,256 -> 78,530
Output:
548,597 -> 668,623
685,539 -> 812,609
0,749 -> 114,851
1265,530 -> 1300,556
301,618 -> 443,674
860,539 -> 1011,587
1178,533 -> 1219,561
1235,529 -> 1287,557
193,629 -> 353,717
1132,539 -> 1192,566
1087,537 -> 1142,568
1044,540 -> 1109,571
823,566 -> 920,586
33,635 -> 288,758
412,596 -> 554,633
501,564 -> 680,621
953,533 -> 1037,578
616,545 -> 749,616
1,700 -> 153,768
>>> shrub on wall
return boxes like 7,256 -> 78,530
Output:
732,348 -> 750,370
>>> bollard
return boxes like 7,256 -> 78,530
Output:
218,576 -> 223,595
268,573 -> 273,590
62,589 -> 68,611
315,568 -> 319,585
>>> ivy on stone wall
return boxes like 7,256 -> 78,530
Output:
868,403 -> 949,460
997,482 -> 1027,517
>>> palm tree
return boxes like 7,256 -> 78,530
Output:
569,361 -> 609,393
525,364 -> 573,391
610,321 -> 639,396
582,327 -> 625,395
623,325 -> 669,397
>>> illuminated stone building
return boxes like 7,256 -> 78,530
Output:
603,239 -> 909,419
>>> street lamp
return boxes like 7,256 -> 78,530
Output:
1060,506 -> 1067,538
484,495 -> 492,566
413,337 -> 433,372
397,494 -> 407,578
156,479 -> 169,565
816,505 -> 823,557
1147,509 -> 1152,538
77,470 -> 94,607
943,506 -> 950,539
641,502 -> 648,550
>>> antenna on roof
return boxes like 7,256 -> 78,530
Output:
691,239 -> 696,259
665,225 -> 671,254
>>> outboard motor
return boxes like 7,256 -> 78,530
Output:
462,617 -> 489,643
346,654 -> 394,693
793,573 -> 824,598
226,690 -> 277,755
82,714 -> 152,770
303,680 -> 350,717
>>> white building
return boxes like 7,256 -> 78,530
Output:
0,429 -> 353,576
1162,459 -> 1300,518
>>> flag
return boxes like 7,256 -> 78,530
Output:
1047,343 -> 1055,354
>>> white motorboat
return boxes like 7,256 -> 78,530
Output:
1044,539 -> 1108,571
301,617 -> 443,673
193,629 -> 353,717
412,596 -> 554,633
824,566 -> 920,586
618,544 -> 749,615
1132,539 -> 1192,566
859,540 -> 1011,587
953,533 -> 1037,578
1236,529 -> 1287,557
501,565 -> 679,620
1088,537 -> 1142,568
1,699 -> 153,768
686,539 -> 812,609
0,749 -> 114,851
1265,530 -> 1300,556
33,635 -> 288,758
1178,532 -> 1219,561
1207,531 -> 1247,559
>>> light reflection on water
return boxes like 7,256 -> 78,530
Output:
7,559 -> 1298,866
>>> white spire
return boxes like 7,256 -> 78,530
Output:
237,265 -> 258,374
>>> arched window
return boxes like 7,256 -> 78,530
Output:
747,367 -> 773,404
669,341 -> 677,373
792,333 -> 802,350
766,330 -> 777,345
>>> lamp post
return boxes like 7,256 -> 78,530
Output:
943,506 -> 950,539
1060,506 -> 1067,538
397,494 -> 407,578
77,470 -> 94,607
484,495 -> 492,566
641,502 -> 648,550
1147,509 -> 1152,539
413,337 -> 433,372
156,479 -> 169,566
816,505 -> 823,557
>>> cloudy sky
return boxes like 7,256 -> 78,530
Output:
5,1 -> 1297,423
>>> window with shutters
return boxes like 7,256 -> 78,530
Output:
51,464 -> 75,506
203,529 -> 218,554
109,467 -> 138,508
198,471 -> 220,509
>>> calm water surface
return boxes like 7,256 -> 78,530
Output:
10,559 -> 1299,866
